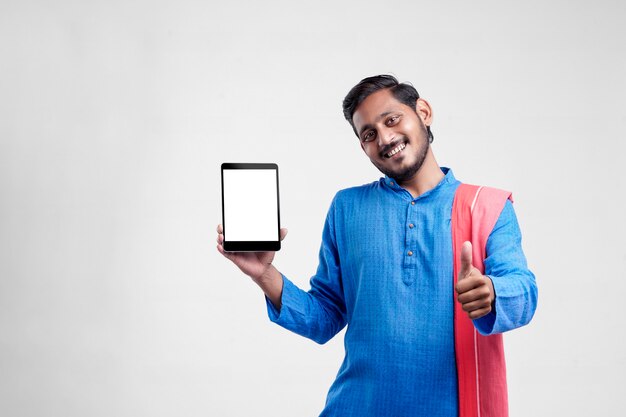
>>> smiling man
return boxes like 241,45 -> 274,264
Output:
216,75 -> 538,417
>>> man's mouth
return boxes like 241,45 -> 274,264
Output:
384,142 -> 406,159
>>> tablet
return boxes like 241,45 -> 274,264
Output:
221,163 -> 281,252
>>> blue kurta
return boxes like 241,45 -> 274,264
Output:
266,168 -> 537,416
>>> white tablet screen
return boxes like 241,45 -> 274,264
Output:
222,168 -> 279,242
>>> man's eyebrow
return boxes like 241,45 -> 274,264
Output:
358,123 -> 374,137
358,111 -> 394,137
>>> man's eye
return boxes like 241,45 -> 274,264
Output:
387,116 -> 399,125
363,131 -> 375,141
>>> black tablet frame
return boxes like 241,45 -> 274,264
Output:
221,163 -> 281,252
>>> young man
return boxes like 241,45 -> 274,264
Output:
216,75 -> 538,417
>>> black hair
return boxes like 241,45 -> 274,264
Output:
342,74 -> 434,143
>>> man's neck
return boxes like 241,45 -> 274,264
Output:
396,149 -> 444,199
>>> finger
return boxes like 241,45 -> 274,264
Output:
455,273 -> 483,294
460,298 -> 491,313
459,241 -> 473,279
217,224 -> 223,234
457,285 -> 490,304
217,234 -> 223,244
468,306 -> 492,320
216,243 -> 233,259
279,228 -> 288,241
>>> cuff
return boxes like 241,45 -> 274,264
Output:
265,274 -> 301,324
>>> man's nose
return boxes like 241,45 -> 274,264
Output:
377,126 -> 395,146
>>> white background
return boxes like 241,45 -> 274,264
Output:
1,1 -> 625,416
222,169 -> 279,242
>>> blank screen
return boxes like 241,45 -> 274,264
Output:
222,169 -> 279,241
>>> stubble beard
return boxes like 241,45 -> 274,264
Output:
373,125 -> 430,184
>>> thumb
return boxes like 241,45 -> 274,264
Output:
459,241 -> 473,279
279,227 -> 288,241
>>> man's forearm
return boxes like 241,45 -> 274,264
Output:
255,265 -> 283,310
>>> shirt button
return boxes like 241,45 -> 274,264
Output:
409,223 -> 414,228
408,251 -> 413,256
390,181 -> 394,186
411,201 -> 415,205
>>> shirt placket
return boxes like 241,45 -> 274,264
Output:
402,199 -> 419,285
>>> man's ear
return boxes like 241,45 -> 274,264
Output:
415,98 -> 433,127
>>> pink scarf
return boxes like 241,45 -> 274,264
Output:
452,184 -> 513,417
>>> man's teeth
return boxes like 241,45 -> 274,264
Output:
386,143 -> 406,158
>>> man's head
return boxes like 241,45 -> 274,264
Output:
342,75 -> 433,142
342,75 -> 434,183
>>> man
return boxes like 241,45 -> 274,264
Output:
216,75 -> 538,416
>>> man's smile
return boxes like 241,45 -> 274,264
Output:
384,142 -> 407,159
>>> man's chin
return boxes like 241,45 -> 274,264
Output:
379,162 -> 423,183
379,168 -> 411,182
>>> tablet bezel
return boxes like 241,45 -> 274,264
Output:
221,162 -> 281,252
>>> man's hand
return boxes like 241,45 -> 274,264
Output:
216,224 -> 288,283
455,241 -> 495,320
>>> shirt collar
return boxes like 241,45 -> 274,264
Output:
383,167 -> 456,196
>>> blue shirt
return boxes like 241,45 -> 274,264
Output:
266,168 -> 538,417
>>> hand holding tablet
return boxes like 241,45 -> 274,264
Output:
217,163 -> 287,307
216,222 -> 287,283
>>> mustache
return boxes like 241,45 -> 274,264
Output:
380,137 -> 409,158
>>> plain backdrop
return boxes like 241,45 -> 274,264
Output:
1,1 -> 625,416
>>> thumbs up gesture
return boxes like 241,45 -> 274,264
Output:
455,241 -> 495,320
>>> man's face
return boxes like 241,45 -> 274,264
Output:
352,89 -> 431,183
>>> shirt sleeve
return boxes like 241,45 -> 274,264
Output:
265,196 -> 348,344
472,199 -> 538,335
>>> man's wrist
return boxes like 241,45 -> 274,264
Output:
256,265 -> 283,310
256,264 -> 277,284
